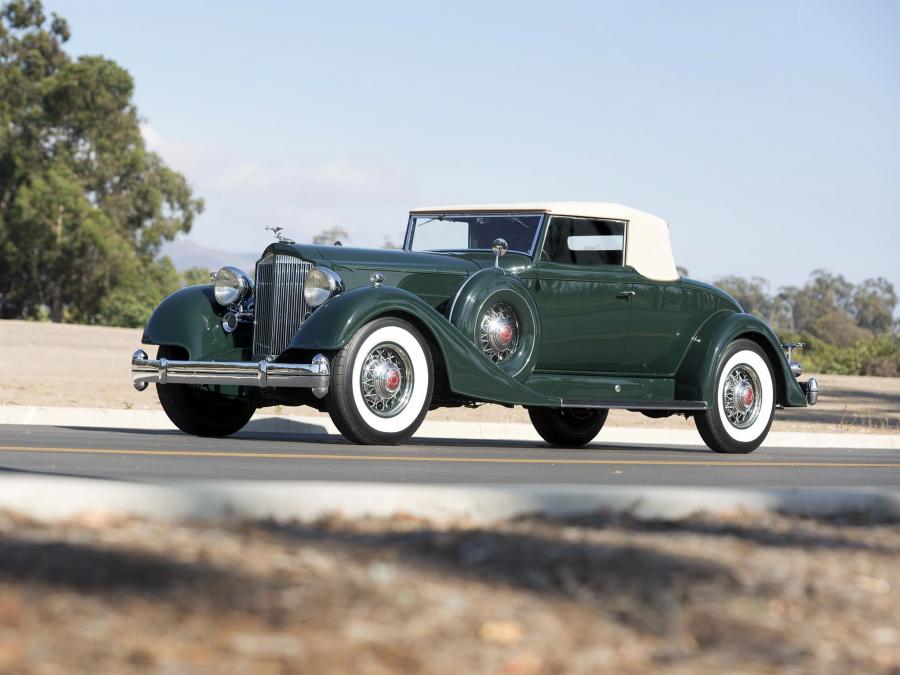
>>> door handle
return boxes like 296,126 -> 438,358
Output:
617,290 -> 635,299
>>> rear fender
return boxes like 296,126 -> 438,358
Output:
675,311 -> 807,407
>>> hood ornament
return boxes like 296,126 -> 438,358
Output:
266,225 -> 294,244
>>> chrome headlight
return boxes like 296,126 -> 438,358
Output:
213,266 -> 253,306
304,267 -> 342,308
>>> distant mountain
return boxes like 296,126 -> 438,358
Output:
160,238 -> 258,273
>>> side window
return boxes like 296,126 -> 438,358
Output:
541,217 -> 626,266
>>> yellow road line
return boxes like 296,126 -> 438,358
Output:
0,445 -> 897,468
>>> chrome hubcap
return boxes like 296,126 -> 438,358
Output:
723,365 -> 762,429
360,344 -> 413,417
479,303 -> 519,362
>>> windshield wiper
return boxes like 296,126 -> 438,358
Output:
503,213 -> 532,229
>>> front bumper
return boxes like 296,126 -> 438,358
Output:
131,349 -> 329,397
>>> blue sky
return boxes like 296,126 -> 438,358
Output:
49,0 -> 899,290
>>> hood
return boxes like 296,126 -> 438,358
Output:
265,243 -> 530,275
287,244 -> 476,275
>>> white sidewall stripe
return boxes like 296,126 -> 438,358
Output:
351,326 -> 429,434
716,349 -> 773,443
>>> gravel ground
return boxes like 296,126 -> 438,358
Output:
1,319 -> 898,433
0,510 -> 897,674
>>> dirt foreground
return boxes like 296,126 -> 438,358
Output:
2,319 -> 898,433
0,510 -> 897,674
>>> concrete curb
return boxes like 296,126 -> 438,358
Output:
1,476 -> 898,523
1,404 -> 898,450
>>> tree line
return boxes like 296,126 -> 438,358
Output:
713,271 -> 899,376
0,0 -> 203,326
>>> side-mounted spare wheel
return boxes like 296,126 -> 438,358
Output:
694,338 -> 775,454
528,407 -> 609,447
449,271 -> 540,381
325,317 -> 434,445
155,345 -> 257,437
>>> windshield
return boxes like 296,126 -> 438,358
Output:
407,213 -> 543,254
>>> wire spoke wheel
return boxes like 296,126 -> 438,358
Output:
722,364 -> 762,429
359,342 -> 414,418
478,302 -> 519,363
695,340 -> 775,454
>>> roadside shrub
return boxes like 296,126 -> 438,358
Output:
794,334 -> 900,377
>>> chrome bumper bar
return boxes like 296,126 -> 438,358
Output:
131,349 -> 329,397
802,377 -> 818,406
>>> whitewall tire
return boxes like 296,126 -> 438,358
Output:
325,317 -> 433,445
694,339 -> 775,454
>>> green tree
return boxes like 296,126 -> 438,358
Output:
181,266 -> 212,287
0,0 -> 202,325
782,269 -> 855,334
714,275 -> 772,318
851,277 -> 896,334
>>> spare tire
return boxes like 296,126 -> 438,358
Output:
448,269 -> 540,381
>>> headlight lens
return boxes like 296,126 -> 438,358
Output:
213,266 -> 253,306
304,267 -> 342,307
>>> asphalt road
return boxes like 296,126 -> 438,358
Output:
0,424 -> 898,488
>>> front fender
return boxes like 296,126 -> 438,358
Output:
141,285 -> 246,361
675,311 -> 807,407
288,286 -> 551,406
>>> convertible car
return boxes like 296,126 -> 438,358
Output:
131,202 -> 818,453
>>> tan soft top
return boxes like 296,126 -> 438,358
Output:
409,202 -> 679,281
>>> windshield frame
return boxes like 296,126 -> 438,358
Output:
403,211 -> 546,257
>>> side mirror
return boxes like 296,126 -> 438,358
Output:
491,238 -> 508,268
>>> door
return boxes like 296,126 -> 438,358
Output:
620,277 -> 720,376
531,216 -> 634,373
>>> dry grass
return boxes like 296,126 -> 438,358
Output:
0,510 -> 897,674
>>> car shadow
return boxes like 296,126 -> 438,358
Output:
54,425 -> 715,454
0,465 -> 133,482
59,416 -> 331,439
411,436 -> 714,454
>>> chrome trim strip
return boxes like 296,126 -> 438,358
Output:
559,399 -> 708,411
132,349 -> 329,391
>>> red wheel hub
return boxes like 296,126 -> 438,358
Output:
385,368 -> 401,391
498,323 -> 513,346
741,386 -> 754,408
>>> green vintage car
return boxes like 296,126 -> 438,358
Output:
132,202 -> 818,453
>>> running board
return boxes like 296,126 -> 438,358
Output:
559,399 -> 708,411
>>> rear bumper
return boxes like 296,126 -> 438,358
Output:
131,349 -> 329,397
801,378 -> 819,405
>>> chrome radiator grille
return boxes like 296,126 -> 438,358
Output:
252,253 -> 313,360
